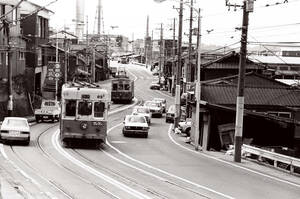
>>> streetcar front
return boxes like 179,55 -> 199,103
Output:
111,78 -> 134,103
60,86 -> 109,145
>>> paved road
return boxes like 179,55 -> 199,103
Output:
0,62 -> 299,198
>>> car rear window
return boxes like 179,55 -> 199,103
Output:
136,108 -> 149,113
127,116 -> 146,123
145,102 -> 159,107
7,119 -> 28,128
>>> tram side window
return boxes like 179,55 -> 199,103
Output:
94,102 -> 105,117
78,101 -> 92,115
65,100 -> 76,117
112,83 -> 118,90
124,84 -> 130,90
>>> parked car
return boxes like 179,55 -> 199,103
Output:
132,106 -> 152,124
178,118 -> 192,136
150,82 -> 160,90
122,114 -> 149,138
153,98 -> 167,113
143,100 -> 163,117
0,117 -> 30,145
166,104 -> 176,123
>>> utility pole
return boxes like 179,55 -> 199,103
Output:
55,32 -> 59,102
194,8 -> 201,151
174,0 -> 183,129
64,34 -> 68,83
186,0 -> 193,118
172,18 -> 176,96
225,0 -> 253,162
145,16 -> 149,68
3,19 -> 13,116
159,23 -> 163,85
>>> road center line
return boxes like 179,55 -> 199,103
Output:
106,124 -> 235,199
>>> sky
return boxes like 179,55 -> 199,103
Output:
30,0 -> 300,47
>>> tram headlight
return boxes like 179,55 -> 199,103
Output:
80,122 -> 88,130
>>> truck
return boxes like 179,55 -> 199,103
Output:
34,100 -> 61,123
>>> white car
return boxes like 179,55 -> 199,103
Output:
132,106 -> 152,124
178,118 -> 192,136
153,98 -> 167,113
122,114 -> 149,138
143,100 -> 163,117
0,117 -> 30,145
34,99 -> 61,123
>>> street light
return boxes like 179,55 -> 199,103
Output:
154,0 -> 202,151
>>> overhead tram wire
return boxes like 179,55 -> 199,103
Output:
249,35 -> 297,68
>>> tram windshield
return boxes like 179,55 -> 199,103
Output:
66,100 -> 76,116
78,101 -> 92,115
94,102 -> 105,118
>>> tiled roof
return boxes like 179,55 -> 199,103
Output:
202,51 -> 264,70
202,84 -> 300,107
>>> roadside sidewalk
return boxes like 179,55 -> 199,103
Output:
170,129 -> 300,187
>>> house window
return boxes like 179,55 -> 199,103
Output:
19,52 -> 25,60
1,5 -> 5,15
280,66 -> 289,71
290,67 -> 300,71
37,48 -> 42,65
268,112 -> 291,118
6,52 -> 8,66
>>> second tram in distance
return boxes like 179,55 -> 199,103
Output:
111,69 -> 134,104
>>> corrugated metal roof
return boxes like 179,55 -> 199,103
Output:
202,85 -> 300,107
248,55 -> 300,65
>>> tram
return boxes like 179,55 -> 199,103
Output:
60,81 -> 109,146
111,70 -> 134,104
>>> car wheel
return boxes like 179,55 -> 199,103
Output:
35,116 -> 40,123
165,119 -> 169,123
144,133 -> 148,138
185,127 -> 191,136
25,138 -> 30,146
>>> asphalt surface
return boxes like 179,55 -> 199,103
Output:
1,62 -> 300,199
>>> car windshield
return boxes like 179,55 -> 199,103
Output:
154,98 -> 165,103
44,101 -> 56,106
6,119 -> 28,128
144,101 -> 159,107
135,107 -> 149,113
127,116 -> 146,123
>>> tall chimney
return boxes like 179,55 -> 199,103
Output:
76,0 -> 85,39
97,0 -> 102,35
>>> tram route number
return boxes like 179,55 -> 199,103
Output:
92,121 -> 103,126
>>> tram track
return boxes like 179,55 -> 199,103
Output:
35,124 -> 123,198
5,123 -> 122,199
71,149 -> 170,199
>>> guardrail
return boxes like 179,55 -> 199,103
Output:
243,144 -> 300,174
